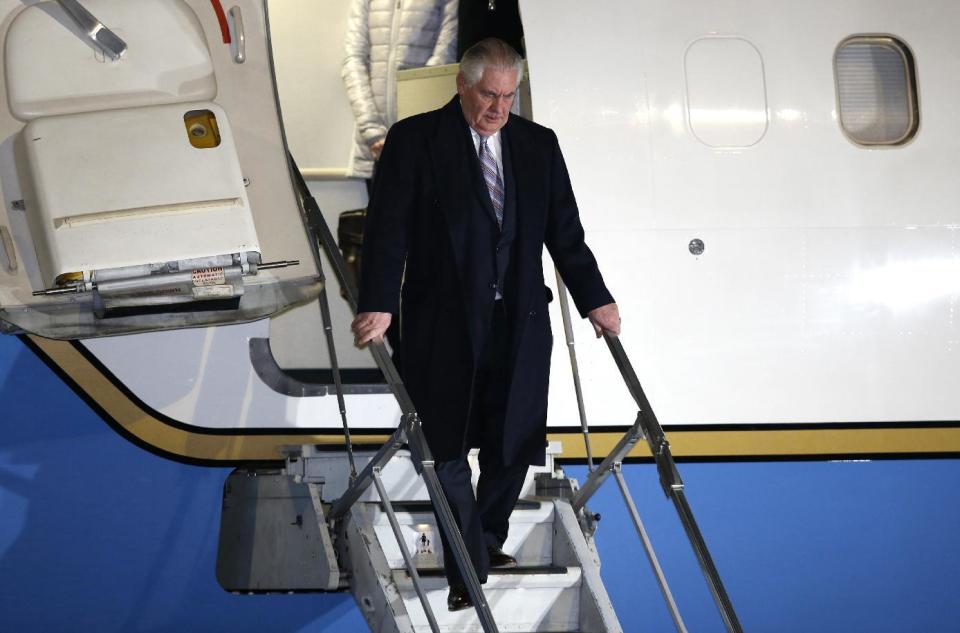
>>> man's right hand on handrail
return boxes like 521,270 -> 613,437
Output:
352,311 -> 392,346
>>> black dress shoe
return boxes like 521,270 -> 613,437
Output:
447,586 -> 473,612
487,546 -> 517,568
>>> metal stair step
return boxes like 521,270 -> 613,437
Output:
308,445 -> 564,504
340,474 -> 622,631
366,499 -> 557,569
407,565 -> 570,578
392,566 -> 584,633
385,499 -> 543,513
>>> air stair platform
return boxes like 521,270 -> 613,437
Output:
302,446 -> 619,633
217,444 -> 621,632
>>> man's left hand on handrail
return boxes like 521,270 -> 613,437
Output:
588,302 -> 621,338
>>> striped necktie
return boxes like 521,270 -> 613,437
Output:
478,136 -> 504,229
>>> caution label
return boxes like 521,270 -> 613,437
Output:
192,267 -> 226,286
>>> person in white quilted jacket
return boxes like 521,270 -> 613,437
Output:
342,0 -> 458,180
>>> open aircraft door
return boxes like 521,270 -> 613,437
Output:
0,0 -> 316,339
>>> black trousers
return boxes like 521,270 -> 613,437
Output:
433,301 -> 528,588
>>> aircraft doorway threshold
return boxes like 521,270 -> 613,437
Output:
214,175 -> 743,633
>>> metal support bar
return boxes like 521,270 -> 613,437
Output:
671,487 -> 742,633
316,267 -> 357,479
288,156 -> 359,310
257,260 -> 300,270
602,334 -> 684,496
330,415 -> 499,631
284,151 -> 356,478
372,466 -> 441,633
329,424 -> 405,521
419,458 -> 498,632
554,272 -> 596,471
368,339 -> 417,414
599,333 -> 744,633
613,463 -> 688,633
288,156 -> 417,416
406,415 -> 499,633
56,0 -> 127,60
571,412 -> 644,513
306,482 -> 342,591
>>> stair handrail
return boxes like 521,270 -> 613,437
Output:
371,464 -> 442,632
570,331 -> 745,633
554,277 -> 686,632
289,156 -> 500,633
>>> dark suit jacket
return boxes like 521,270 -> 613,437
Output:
358,96 -> 613,466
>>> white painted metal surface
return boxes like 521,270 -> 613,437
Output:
82,323 -> 401,430
19,103 -> 257,284
373,502 -> 556,570
523,0 -> 960,426
334,450 -> 622,633
394,569 -> 583,633
684,37 -> 768,148
0,0 -> 320,337
5,0 -> 215,120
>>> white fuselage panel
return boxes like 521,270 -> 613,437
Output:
522,0 -> 960,425
18,103 -> 257,284
4,0 -> 216,120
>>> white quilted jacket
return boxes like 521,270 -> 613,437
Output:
342,0 -> 458,178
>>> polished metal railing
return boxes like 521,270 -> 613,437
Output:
290,157 -> 499,633
563,315 -> 744,633
554,270 -> 596,472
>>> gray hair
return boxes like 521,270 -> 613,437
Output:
459,38 -> 524,89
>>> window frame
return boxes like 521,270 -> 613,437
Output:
833,34 -> 920,147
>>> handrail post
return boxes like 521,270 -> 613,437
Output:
315,263 -> 357,479
554,272 -> 596,470
329,422 -> 406,521
571,412 -> 644,513
613,463 -> 688,633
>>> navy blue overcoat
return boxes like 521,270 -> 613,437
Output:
358,96 -> 613,466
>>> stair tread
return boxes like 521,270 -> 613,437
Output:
393,566 -> 582,591
399,567 -> 586,632
409,564 -> 569,577
378,499 -> 542,513
367,499 -> 555,528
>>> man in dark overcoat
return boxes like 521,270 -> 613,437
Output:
352,38 -> 620,611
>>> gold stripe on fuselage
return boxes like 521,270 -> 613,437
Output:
28,335 -> 960,463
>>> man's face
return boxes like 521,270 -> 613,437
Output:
457,66 -> 519,136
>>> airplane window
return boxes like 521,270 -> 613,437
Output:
684,36 -> 769,148
835,36 -> 918,146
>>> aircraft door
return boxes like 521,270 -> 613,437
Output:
0,0 -> 319,339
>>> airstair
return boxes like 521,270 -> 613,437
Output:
277,444 -> 620,633
217,164 -> 744,633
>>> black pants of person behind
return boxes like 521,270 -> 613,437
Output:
433,300 -> 528,589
